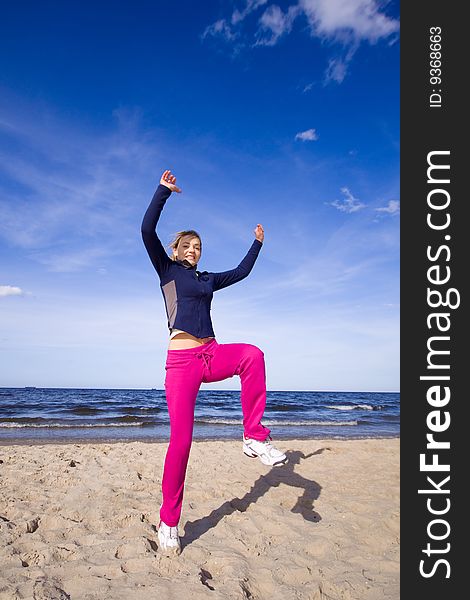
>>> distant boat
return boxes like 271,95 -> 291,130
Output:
24,386 -> 37,390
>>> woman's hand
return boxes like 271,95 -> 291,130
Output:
160,170 -> 182,193
254,224 -> 264,243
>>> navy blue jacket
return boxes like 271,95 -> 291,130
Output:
141,184 -> 263,338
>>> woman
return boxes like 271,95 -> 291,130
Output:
141,169 -> 287,555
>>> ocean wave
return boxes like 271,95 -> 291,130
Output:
68,407 -> 103,415
65,406 -> 161,416
125,406 -> 161,413
326,404 -> 379,411
268,404 -> 296,412
0,422 -> 146,429
359,416 -> 400,425
194,418 -> 358,426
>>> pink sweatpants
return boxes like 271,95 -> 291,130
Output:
160,338 -> 271,526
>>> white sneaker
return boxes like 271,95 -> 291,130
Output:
243,435 -> 287,466
157,521 -> 181,555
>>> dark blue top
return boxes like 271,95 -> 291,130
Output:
141,184 -> 263,338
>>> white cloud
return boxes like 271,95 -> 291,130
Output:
299,0 -> 399,43
295,128 -> 319,141
375,200 -> 400,215
0,285 -> 23,297
328,187 -> 366,213
202,0 -> 399,83
204,1 -> 400,45
324,57 -> 348,84
254,4 -> 302,46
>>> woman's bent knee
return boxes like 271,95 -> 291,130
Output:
245,344 -> 264,361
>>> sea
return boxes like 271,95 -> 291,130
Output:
0,388 -> 399,444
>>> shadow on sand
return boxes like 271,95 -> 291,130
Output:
182,447 -> 328,550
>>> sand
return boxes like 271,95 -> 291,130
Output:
0,438 -> 399,599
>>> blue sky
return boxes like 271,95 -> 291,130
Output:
0,0 -> 399,391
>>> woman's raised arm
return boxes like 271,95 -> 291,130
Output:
211,225 -> 264,291
141,170 -> 181,277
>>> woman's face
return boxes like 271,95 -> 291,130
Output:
174,235 -> 201,266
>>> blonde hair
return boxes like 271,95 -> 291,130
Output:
168,230 -> 202,260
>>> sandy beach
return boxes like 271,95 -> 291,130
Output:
0,438 -> 399,599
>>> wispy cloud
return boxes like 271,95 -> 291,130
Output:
324,54 -> 352,84
375,200 -> 400,215
29,247 -> 116,273
232,0 -> 269,25
328,187 -> 366,213
201,0 -> 269,43
254,4 -> 302,46
202,0 -> 399,83
295,128 -> 319,141
0,105 -> 161,272
201,18 -> 239,43
0,285 -> 23,297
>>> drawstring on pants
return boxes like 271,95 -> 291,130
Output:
196,351 -> 213,373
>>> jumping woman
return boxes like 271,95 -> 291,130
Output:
141,169 -> 287,555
